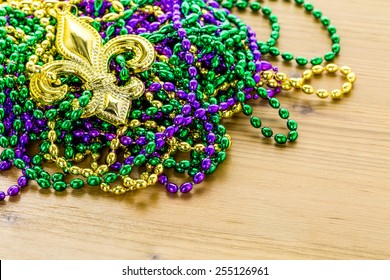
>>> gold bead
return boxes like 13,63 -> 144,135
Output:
340,66 -> 352,75
90,162 -> 98,170
40,17 -> 50,27
110,138 -> 120,150
112,1 -> 125,12
325,63 -> 339,73
29,55 -> 39,63
46,32 -> 55,41
275,72 -> 287,82
123,177 -> 135,187
167,137 -> 177,146
111,186 -> 126,195
341,82 -> 353,94
157,126 -> 166,132
194,144 -> 205,153
145,91 -> 154,101
106,152 -> 117,165
135,179 -> 147,189
102,12 -> 120,22
81,168 -> 93,178
316,89 -> 329,99
262,71 -> 273,80
92,153 -> 100,161
35,47 -> 44,56
41,40 -> 51,49
116,125 -> 128,136
281,82 -> 292,91
151,100 -> 163,108
302,84 -> 315,95
347,72 -> 356,83
154,164 -> 164,175
147,174 -> 158,185
302,70 -> 313,80
178,142 -> 192,152
69,166 -> 81,175
214,144 -> 221,152
145,120 -> 157,129
74,153 -> 84,162
267,79 -> 278,88
140,172 -> 149,181
222,110 -> 234,118
43,154 -> 52,161
56,158 -> 67,169
129,119 -> 141,128
97,165 -> 109,175
331,89 -> 343,99
312,65 -> 325,75
48,130 -> 57,142
232,103 -> 242,113
100,183 -> 110,192
290,78 -> 303,89
49,144 -> 58,157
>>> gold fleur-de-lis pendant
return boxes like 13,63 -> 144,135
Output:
29,3 -> 155,126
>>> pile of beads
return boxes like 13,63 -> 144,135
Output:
0,0 -> 355,203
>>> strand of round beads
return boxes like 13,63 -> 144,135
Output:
223,0 -> 341,66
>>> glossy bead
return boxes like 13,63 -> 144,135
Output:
325,64 -> 338,73
296,56 -> 308,66
312,65 -> 325,75
288,131 -> 299,142
331,89 -> 343,99
180,182 -> 193,193
279,108 -> 290,119
87,176 -> 101,186
287,120 -> 298,130
250,117 -> 262,128
310,57 -> 323,65
316,89 -> 329,99
70,178 -> 84,189
341,82 -> 353,94
269,98 -> 280,109
7,185 -> 20,196
274,134 -> 287,144
261,127 -> 273,138
302,84 -> 314,94
347,72 -> 356,83
324,52 -> 336,61
340,66 -> 352,75
37,178 -> 50,189
53,181 -> 67,192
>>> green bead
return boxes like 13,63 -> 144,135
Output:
120,68 -> 129,81
288,131 -> 299,142
279,108 -> 290,119
53,181 -> 67,192
236,91 -> 246,103
134,154 -> 146,165
145,142 -> 156,154
321,16 -> 330,26
26,168 -> 37,179
70,178 -> 84,189
220,137 -> 230,149
59,100 -> 71,111
242,104 -> 253,116
331,34 -> 340,44
236,1 -> 247,9
287,119 -> 298,130
269,98 -> 280,109
260,44 -> 270,55
32,155 -> 43,165
282,52 -> 294,61
258,87 -> 268,99
327,25 -> 337,35
269,14 -> 278,24
70,109 -> 83,121
87,175 -> 101,186
61,120 -> 72,130
0,136 -> 8,148
38,178 -> 51,189
332,43 -> 341,54
14,158 -> 26,169
45,109 -> 57,120
310,56 -> 323,65
163,158 -> 176,168
250,117 -> 262,128
249,2 -> 261,11
296,56 -> 308,66
103,172 -> 117,183
78,95 -> 90,107
269,47 -> 280,56
179,160 -> 191,169
33,109 -> 44,119
295,0 -> 304,4
2,148 -> 15,160
303,2 -> 314,11
262,7 -> 272,15
52,173 -> 65,182
274,134 -> 287,144
312,9 -> 322,18
261,127 -> 273,138
119,164 -> 132,176
64,147 -> 74,159
324,51 -> 336,61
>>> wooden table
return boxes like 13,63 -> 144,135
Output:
1,0 -> 390,260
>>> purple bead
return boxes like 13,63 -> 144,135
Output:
182,39 -> 191,50
7,185 -> 20,197
19,134 -> 28,146
204,122 -> 213,131
194,108 -> 206,118
156,138 -> 165,149
201,158 -> 212,170
166,182 -> 178,193
110,162 -> 122,171
185,53 -> 194,64
17,176 -> 28,188
174,115 -> 184,125
120,136 -> 132,146
193,172 -> 205,184
207,132 -> 216,144
0,161 -> 12,171
219,102 -> 228,111
177,90 -> 188,99
0,191 -> 5,201
205,145 -> 215,156
180,182 -> 193,193
181,104 -> 192,115
124,156 -> 134,165
149,82 -> 161,92
89,129 -> 100,138
163,82 -> 175,91
189,79 -> 198,90
158,175 -> 168,185
208,104 -> 219,113
183,116 -> 192,126
188,66 -> 197,77
74,129 -> 84,137
187,92 -> 196,102
260,61 -> 272,71
164,126 -> 175,138
105,133 -> 116,141
177,28 -> 187,38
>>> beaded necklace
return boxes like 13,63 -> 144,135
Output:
0,0 -> 355,202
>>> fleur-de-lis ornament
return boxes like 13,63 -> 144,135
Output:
29,3 -> 155,126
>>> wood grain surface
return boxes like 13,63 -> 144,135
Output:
1,0 -> 390,260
